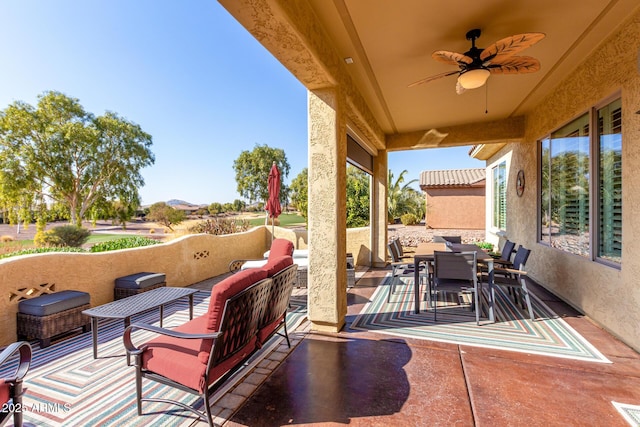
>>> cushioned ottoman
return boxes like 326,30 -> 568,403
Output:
114,272 -> 166,300
17,290 -> 90,348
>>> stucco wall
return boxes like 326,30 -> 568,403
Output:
425,187 -> 485,229
1,223 -> 374,346
346,227 -> 371,266
0,227 -> 270,346
487,9 -> 640,351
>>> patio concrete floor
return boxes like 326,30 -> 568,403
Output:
220,267 -> 640,427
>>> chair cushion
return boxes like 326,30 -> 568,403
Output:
264,249 -> 308,259
18,290 -> 90,316
142,316 -> 257,392
115,272 -> 166,289
240,259 -> 268,270
142,316 -> 207,391
0,381 -> 9,405
257,314 -> 284,345
267,239 -> 294,262
261,255 -> 293,277
198,268 -> 268,363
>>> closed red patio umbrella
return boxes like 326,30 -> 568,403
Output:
266,162 -> 282,236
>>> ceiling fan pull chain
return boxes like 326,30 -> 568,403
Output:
485,82 -> 489,114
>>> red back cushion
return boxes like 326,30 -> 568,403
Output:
198,268 -> 268,363
268,239 -> 294,262
204,268 -> 268,331
262,255 -> 293,277
0,382 -> 9,405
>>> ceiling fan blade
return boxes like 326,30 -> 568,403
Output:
488,56 -> 541,74
408,70 -> 459,87
480,33 -> 545,63
432,50 -> 473,66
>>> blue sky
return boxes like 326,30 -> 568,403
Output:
0,1 -> 483,206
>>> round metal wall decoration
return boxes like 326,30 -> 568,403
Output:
516,169 -> 525,197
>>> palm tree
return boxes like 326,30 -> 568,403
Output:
387,169 -> 419,222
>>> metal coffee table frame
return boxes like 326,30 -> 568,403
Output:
83,287 -> 199,359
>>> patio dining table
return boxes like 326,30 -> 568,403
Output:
413,242 -> 495,322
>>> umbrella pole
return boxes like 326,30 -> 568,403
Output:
271,217 -> 275,243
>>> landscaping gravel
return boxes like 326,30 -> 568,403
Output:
388,224 -> 486,247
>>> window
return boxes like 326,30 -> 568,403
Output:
539,97 -> 621,266
492,162 -> 506,230
597,98 -> 622,263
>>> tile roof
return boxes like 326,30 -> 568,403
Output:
420,168 -> 486,188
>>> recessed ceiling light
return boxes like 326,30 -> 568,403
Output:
344,57 -> 354,64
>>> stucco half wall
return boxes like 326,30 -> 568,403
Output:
0,225 -> 373,346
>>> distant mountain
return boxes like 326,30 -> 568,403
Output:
166,199 -> 194,207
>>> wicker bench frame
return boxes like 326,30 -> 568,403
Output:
17,303 -> 91,348
114,281 -> 166,300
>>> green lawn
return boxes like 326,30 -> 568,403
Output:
0,233 -> 133,252
246,213 -> 306,227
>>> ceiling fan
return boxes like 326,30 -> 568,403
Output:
409,29 -> 545,94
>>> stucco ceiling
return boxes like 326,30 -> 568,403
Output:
306,0 -> 639,135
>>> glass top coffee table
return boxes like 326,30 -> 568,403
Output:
83,287 -> 199,359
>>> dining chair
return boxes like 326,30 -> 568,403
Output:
481,246 -> 535,320
492,239 -> 516,267
478,239 -> 516,276
391,237 -> 415,256
387,243 -> 425,302
432,250 -> 480,325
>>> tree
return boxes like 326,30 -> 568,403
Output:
346,165 -> 370,228
388,169 -> 419,222
290,168 -> 308,219
209,202 -> 223,215
233,144 -> 290,204
0,91 -> 155,226
147,202 -> 185,231
111,198 -> 139,230
232,199 -> 246,212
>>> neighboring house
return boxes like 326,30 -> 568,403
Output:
171,204 -> 206,216
419,168 -> 485,229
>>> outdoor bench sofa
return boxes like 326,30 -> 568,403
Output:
123,240 -> 298,426
229,239 -> 308,287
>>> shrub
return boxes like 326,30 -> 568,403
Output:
0,235 -> 14,242
89,236 -> 162,252
34,229 -> 60,247
0,247 -> 85,260
400,213 -> 419,226
35,225 -> 90,247
188,218 -> 251,235
474,241 -> 494,251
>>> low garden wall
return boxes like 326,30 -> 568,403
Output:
0,225 -> 370,346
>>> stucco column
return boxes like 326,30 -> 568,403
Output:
307,88 -> 348,333
371,150 -> 388,267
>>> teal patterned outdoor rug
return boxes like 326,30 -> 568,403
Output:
0,290 -> 307,426
350,275 -> 610,363
613,401 -> 640,426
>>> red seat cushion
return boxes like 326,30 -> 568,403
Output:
261,255 -> 293,277
198,268 -> 268,363
0,381 -> 9,406
257,314 -> 285,345
268,239 -> 294,261
142,316 -> 257,392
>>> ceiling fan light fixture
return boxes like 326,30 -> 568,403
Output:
457,68 -> 490,89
